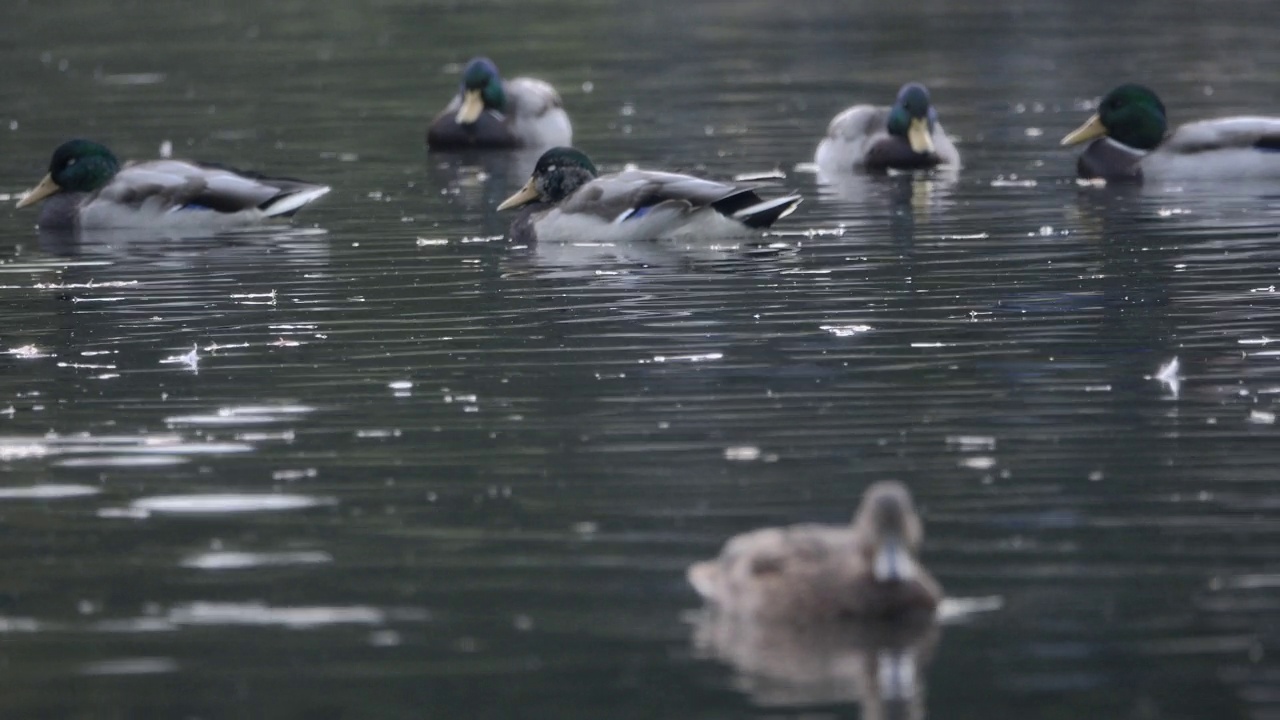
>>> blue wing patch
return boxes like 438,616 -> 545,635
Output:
613,205 -> 653,224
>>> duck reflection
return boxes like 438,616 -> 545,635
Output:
500,234 -> 801,282
690,610 -> 939,714
30,225 -> 333,357
813,167 -> 960,220
37,225 -> 331,266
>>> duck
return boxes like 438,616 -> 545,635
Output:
815,83 -> 960,175
426,57 -> 572,150
15,139 -> 330,231
1061,84 -> 1280,181
687,481 -> 941,622
496,147 -> 802,243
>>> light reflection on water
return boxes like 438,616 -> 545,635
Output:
1,0 -> 1280,717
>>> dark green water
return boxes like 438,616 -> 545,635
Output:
1,0 -> 1279,718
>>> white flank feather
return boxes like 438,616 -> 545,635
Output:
731,195 -> 802,222
262,185 -> 332,217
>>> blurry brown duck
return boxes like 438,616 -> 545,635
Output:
688,481 -> 941,622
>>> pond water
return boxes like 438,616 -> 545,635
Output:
1,0 -> 1279,717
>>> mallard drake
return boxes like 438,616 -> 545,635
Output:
426,57 -> 572,150
1061,84 -> 1280,182
15,139 -> 330,231
687,481 -> 941,622
815,83 -> 960,175
496,147 -> 802,242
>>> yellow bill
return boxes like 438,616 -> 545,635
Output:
497,179 -> 540,211
15,173 -> 60,208
1061,113 -> 1107,146
455,90 -> 485,125
907,117 -> 935,154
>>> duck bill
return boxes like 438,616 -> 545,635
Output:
907,118 -> 935,154
497,179 -> 540,211
686,561 -> 721,601
455,90 -> 485,125
873,537 -> 915,582
16,173 -> 60,208
1061,113 -> 1108,146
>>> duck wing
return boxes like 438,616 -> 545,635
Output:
689,524 -> 864,617
928,119 -> 962,167
100,160 -> 329,217
824,104 -> 890,143
504,77 -> 566,119
1164,116 -> 1280,153
558,169 -> 800,232
503,77 -> 573,147
815,104 -> 891,172
560,170 -> 763,220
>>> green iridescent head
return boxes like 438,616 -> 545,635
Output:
885,83 -> 939,154
1062,84 -> 1168,151
16,139 -> 120,208
454,57 -> 507,124
497,147 -> 599,210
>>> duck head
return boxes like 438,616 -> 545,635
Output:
853,481 -> 925,583
497,147 -> 599,210
17,139 -> 120,208
886,83 -> 939,155
1061,83 -> 1168,151
455,57 -> 507,125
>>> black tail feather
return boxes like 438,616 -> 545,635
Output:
710,188 -> 767,217
735,195 -> 803,229
1256,135 -> 1280,152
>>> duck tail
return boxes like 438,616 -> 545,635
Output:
730,194 -> 802,229
260,184 -> 332,218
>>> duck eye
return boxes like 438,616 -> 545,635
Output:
66,158 -> 77,166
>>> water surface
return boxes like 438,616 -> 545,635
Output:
1,0 -> 1279,718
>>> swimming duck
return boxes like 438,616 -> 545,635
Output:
687,481 -> 941,622
815,83 -> 960,175
1061,84 -> 1280,181
426,57 -> 572,150
15,139 -> 330,231
496,147 -> 802,243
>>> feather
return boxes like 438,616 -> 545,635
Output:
1165,116 -> 1280,153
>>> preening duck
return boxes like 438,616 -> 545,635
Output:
496,147 -> 802,243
